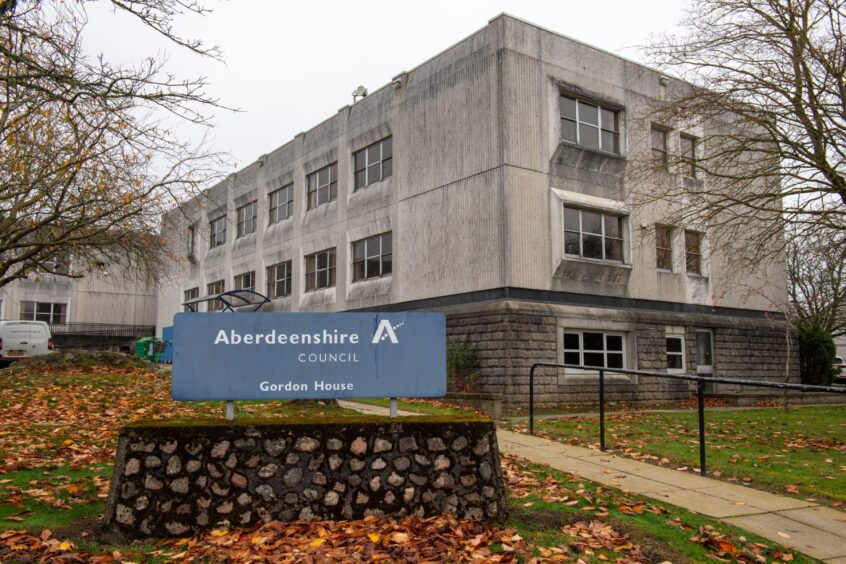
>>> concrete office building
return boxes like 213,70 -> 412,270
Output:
1,262 -> 157,349
156,14 -> 796,406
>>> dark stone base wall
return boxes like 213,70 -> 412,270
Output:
104,420 -> 506,538
442,300 -> 798,407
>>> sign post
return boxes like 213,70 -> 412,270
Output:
172,312 -> 447,404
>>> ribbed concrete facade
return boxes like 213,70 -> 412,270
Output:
156,14 -> 796,406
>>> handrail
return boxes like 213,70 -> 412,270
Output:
528,362 -> 846,476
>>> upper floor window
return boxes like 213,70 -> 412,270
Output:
685,230 -> 702,275
352,232 -> 392,282
236,200 -> 257,238
563,331 -> 625,369
655,225 -> 673,271
560,95 -> 620,154
269,184 -> 293,224
651,126 -> 668,166
305,248 -> 336,291
234,271 -> 255,292
354,137 -> 393,190
186,225 -> 195,256
207,279 -> 225,311
209,215 -> 226,248
183,287 -> 199,312
563,205 -> 624,262
20,301 -> 67,324
307,163 -> 337,209
680,134 -> 698,178
266,261 -> 292,299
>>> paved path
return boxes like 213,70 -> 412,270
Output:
340,400 -> 846,562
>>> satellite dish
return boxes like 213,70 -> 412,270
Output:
354,85 -> 368,97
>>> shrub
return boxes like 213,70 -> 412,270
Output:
446,343 -> 480,393
797,322 -> 837,386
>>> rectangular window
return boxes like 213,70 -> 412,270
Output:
354,137 -> 393,190
680,134 -> 697,178
305,248 -> 336,291
651,126 -> 667,166
207,279 -> 225,311
20,301 -> 67,324
666,335 -> 685,372
266,261 -> 292,299
352,232 -> 392,282
234,271 -> 255,292
268,184 -> 293,224
209,216 -> 226,248
563,205 -> 624,262
236,200 -> 258,238
655,225 -> 673,271
307,163 -> 338,209
183,287 -> 199,312
187,225 -> 195,256
563,331 -> 625,369
560,94 -> 620,154
685,230 -> 702,275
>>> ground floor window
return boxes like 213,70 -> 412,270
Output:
266,261 -> 292,299
563,331 -> 625,369
666,335 -> 685,372
207,280 -> 225,311
234,271 -> 256,292
20,301 -> 67,324
183,287 -> 199,312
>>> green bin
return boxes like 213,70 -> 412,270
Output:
135,337 -> 157,361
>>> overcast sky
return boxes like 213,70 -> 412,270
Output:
83,1 -> 690,169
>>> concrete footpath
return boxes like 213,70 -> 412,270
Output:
340,401 -> 846,562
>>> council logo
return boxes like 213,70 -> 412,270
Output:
372,319 -> 404,344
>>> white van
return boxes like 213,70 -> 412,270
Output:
0,321 -> 53,366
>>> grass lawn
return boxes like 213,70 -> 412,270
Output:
0,359 -> 820,561
514,405 -> 846,504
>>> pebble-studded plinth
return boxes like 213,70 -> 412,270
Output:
103,418 -> 506,538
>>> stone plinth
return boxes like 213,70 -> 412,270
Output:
104,417 -> 506,538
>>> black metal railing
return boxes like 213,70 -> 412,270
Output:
49,322 -> 155,337
528,362 -> 846,476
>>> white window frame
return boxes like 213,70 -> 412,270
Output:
234,271 -> 255,292
266,261 -> 292,299
563,205 -> 625,263
20,301 -> 67,324
560,94 -> 620,154
353,137 -> 393,190
207,280 -> 225,311
666,334 -> 686,373
236,201 -> 257,238
209,216 -> 226,248
352,232 -> 392,282
655,225 -> 673,272
268,184 -> 293,224
307,163 -> 338,209
685,230 -> 703,275
562,330 -> 626,370
305,248 -> 336,292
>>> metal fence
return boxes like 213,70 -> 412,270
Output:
48,322 -> 155,337
528,363 -> 846,476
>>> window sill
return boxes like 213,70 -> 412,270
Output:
563,255 -> 630,268
558,140 -> 625,161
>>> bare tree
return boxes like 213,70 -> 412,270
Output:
787,227 -> 846,336
0,1 -> 226,287
631,0 -> 846,269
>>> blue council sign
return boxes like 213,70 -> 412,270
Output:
171,312 -> 446,400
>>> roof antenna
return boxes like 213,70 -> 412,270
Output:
352,85 -> 368,103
